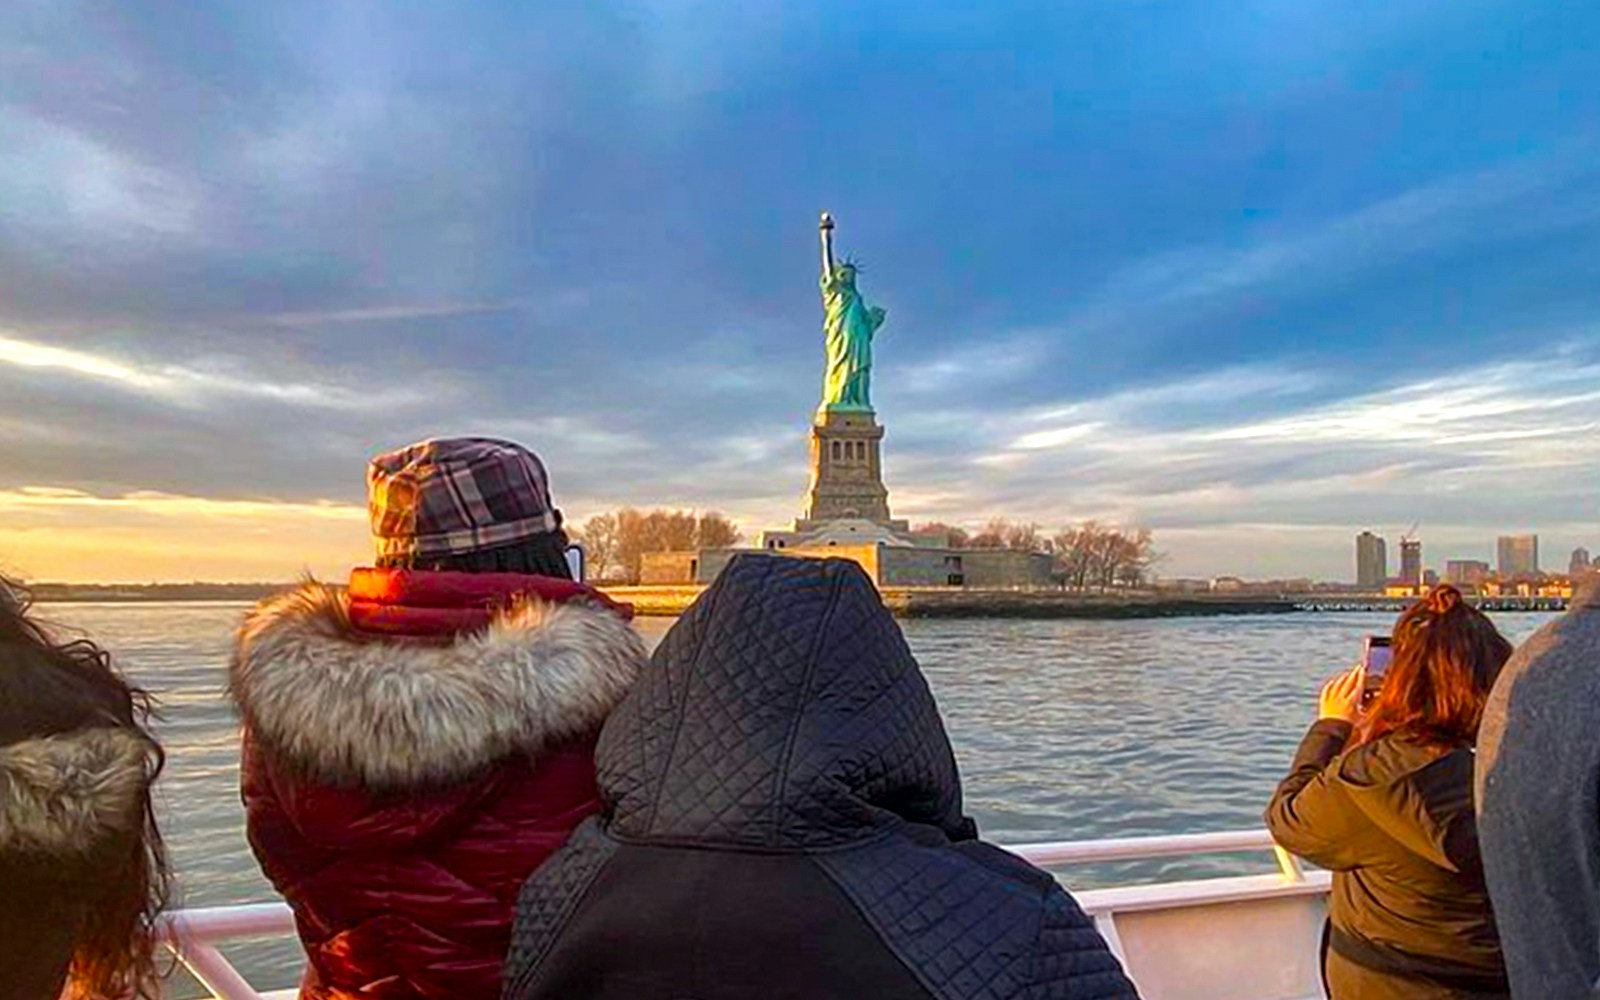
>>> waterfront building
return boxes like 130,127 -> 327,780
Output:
1572,547 -> 1593,577
1399,538 -> 1423,588
1497,534 -> 1540,578
1154,578 -> 1212,593
1445,559 -> 1491,588
1355,532 -> 1387,590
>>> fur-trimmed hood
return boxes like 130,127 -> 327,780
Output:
0,728 -> 155,855
231,581 -> 646,789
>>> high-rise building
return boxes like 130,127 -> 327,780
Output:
1573,547 -> 1594,577
1400,539 -> 1423,587
1445,559 -> 1491,587
1356,531 -> 1387,590
1497,535 -> 1540,578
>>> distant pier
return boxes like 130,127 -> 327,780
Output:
604,586 -> 1303,619
1292,595 -> 1569,614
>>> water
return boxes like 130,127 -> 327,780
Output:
38,602 -> 1558,995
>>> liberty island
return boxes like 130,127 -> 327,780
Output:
639,214 -> 1055,589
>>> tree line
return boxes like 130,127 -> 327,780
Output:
575,509 -> 1157,589
573,509 -> 742,584
914,518 -> 1159,589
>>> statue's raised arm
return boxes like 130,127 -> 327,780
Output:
820,211 -> 836,283
816,212 -> 884,413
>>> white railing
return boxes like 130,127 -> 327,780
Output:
160,904 -> 296,1000
159,828 -> 1320,1000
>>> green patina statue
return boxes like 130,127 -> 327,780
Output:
818,212 -> 886,412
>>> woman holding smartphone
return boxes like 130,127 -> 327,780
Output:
1266,584 -> 1512,1000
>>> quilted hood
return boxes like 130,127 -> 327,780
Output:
598,553 -> 974,849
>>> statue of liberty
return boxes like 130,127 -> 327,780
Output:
818,212 -> 886,412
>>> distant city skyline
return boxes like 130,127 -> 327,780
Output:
1354,529 -> 1598,589
4,2 -> 1600,583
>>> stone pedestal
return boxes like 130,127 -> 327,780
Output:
803,408 -> 901,526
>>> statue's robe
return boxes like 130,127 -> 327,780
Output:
821,267 -> 886,410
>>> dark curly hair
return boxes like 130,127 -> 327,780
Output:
0,576 -> 171,999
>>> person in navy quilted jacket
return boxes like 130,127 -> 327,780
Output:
504,553 -> 1140,1000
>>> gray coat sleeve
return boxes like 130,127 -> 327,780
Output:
1476,606 -> 1600,1000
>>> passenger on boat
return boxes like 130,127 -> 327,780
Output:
0,575 -> 169,1000
1476,573 -> 1600,1000
503,553 -> 1140,1000
1266,584 -> 1511,1000
229,438 -> 646,1000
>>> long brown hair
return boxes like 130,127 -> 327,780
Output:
0,577 -> 171,998
1356,584 -> 1513,748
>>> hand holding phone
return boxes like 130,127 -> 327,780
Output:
1319,666 -> 1367,723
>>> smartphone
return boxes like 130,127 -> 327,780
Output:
1362,635 -> 1392,693
564,543 -> 586,583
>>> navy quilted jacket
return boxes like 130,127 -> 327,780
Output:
505,554 -> 1139,1000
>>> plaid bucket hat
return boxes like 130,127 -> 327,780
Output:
367,437 -> 562,562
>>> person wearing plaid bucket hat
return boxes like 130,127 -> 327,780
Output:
229,437 -> 647,1000
367,437 -> 574,578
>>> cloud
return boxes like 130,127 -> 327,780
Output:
1208,357 -> 1600,446
0,110 -> 202,240
261,302 -> 523,327
1011,422 -> 1105,452
892,334 -> 1051,396
0,487 -> 365,522
0,331 -> 450,411
0,333 -> 164,389
0,486 -> 368,583
1037,145 -> 1600,382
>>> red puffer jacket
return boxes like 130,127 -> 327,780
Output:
232,569 -> 645,1000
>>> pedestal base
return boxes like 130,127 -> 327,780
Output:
804,409 -> 896,524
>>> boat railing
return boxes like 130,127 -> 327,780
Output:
159,828 -> 1325,1000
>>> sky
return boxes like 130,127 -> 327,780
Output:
2,0 -> 1599,583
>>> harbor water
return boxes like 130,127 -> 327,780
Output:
41,602 -> 1558,996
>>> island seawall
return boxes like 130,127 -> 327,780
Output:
599,585 -> 1302,619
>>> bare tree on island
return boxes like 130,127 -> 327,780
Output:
968,518 -> 1045,551
1057,524 -> 1157,590
576,513 -> 621,583
912,522 -> 971,548
695,513 -> 742,549
915,516 -> 1158,588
